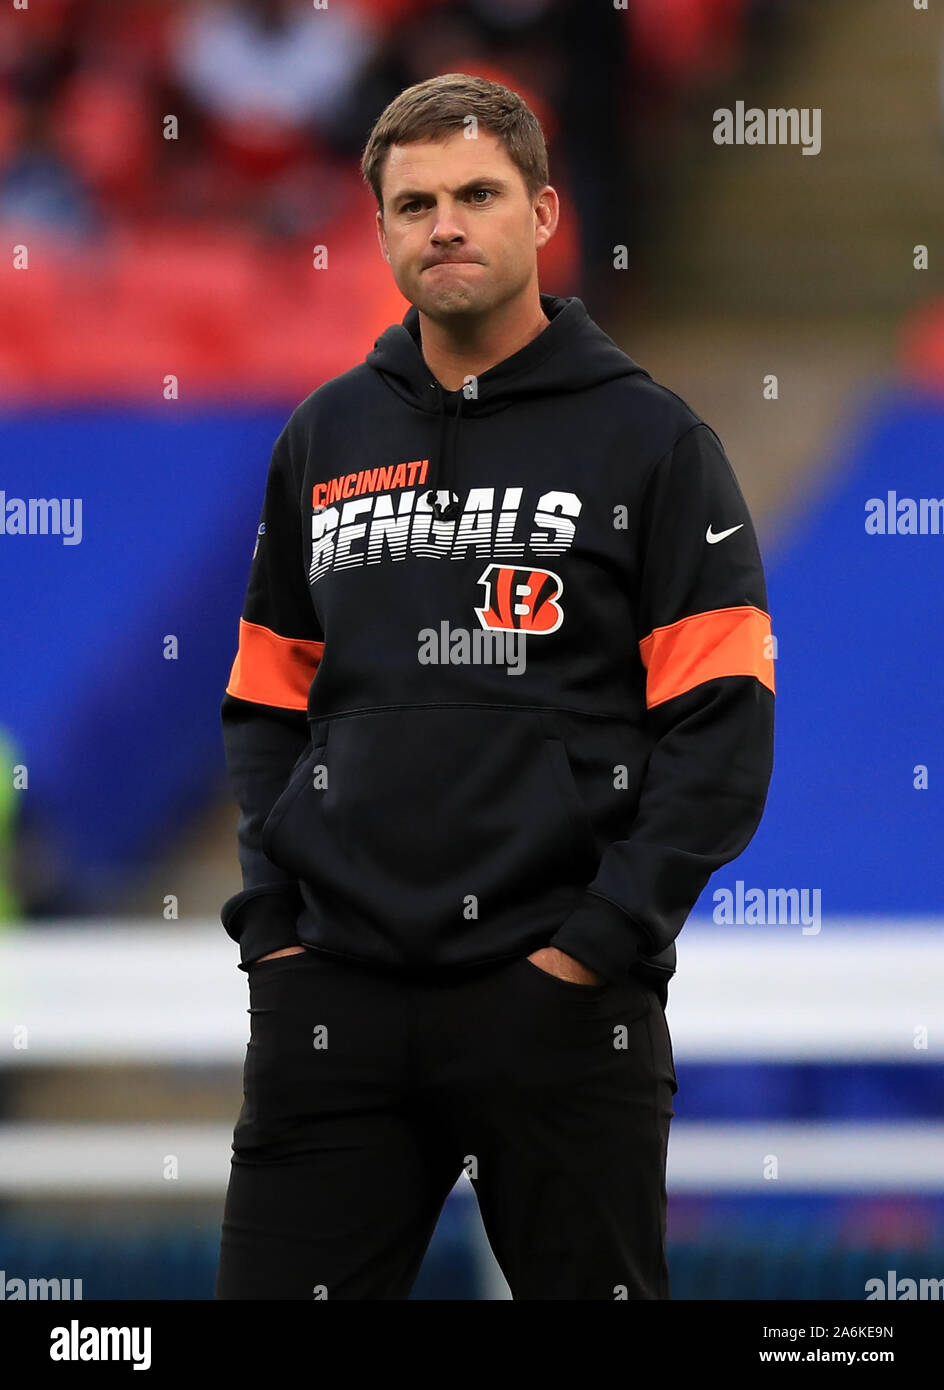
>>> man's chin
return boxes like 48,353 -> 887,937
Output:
413,284 -> 490,323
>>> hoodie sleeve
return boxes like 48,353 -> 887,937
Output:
548,421 -> 775,982
220,416 -> 324,969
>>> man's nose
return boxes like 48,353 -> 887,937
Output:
430,203 -> 465,242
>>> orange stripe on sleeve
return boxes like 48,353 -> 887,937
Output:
638,605 -> 775,710
225,618 -> 324,710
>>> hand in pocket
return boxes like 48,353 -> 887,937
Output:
526,946 -> 604,985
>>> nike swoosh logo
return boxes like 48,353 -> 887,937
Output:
706,523 -> 744,544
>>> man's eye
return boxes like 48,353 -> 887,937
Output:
401,201 -> 421,214
470,188 -> 493,203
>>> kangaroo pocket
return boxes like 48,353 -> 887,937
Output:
260,705 -> 600,954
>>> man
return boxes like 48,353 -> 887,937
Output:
215,72 -> 775,1301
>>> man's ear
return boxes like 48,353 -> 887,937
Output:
376,208 -> 389,263
533,185 -> 559,252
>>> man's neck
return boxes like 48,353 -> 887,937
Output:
418,292 -> 550,392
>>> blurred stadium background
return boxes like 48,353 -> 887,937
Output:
1,0 -> 943,1300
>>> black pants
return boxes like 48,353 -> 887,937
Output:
214,948 -> 677,1300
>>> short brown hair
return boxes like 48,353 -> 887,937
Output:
360,72 -> 549,216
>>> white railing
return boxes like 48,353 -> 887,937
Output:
0,918 -> 941,1192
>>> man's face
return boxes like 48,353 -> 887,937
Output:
376,128 -> 556,323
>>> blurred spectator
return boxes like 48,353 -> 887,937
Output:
170,0 -> 379,136
0,99 -> 100,242
160,0 -> 381,235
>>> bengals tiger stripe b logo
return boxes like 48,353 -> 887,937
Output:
474,563 -> 564,634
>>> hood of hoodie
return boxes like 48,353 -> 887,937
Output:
365,292 -> 649,521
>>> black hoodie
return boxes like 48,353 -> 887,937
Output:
220,292 -> 775,986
